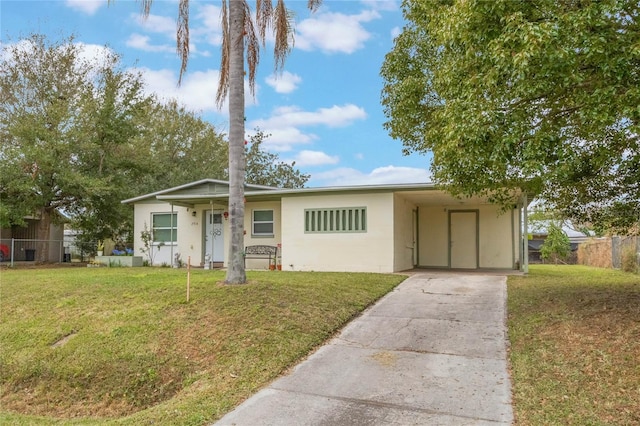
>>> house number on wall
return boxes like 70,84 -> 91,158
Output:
191,221 -> 199,226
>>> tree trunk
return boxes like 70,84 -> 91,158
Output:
36,207 -> 52,263
225,0 -> 247,284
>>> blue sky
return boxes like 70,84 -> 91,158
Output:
1,0 -> 432,187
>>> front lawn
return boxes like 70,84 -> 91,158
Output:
0,268 -> 405,425
508,265 -> 640,425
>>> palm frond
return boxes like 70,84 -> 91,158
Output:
244,0 -> 260,96
273,0 -> 293,73
307,0 -> 322,12
177,0 -> 190,85
256,0 -> 273,44
140,0 -> 153,16
216,0 -> 230,109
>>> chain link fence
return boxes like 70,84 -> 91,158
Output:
0,238 -> 98,266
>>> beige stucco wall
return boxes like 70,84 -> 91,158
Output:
133,200 -> 283,268
132,193 -> 520,271
418,207 -> 449,267
393,194 -> 417,271
478,206 -> 516,269
418,204 -> 516,269
280,193 -> 395,272
243,201 -> 282,270
133,201 -> 185,266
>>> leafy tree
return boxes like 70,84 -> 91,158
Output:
540,224 -> 571,265
381,0 -> 640,235
246,130 -> 309,188
127,0 -> 323,283
132,100 -> 229,194
1,33 -> 309,262
0,34 -> 152,260
67,63 -> 153,246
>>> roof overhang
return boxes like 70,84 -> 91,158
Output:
124,181 -> 527,209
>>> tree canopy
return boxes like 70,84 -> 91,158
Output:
1,34 -> 309,253
245,130 -> 310,188
381,0 -> 640,234
0,34 -> 152,257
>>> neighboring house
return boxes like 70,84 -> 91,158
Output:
122,179 -> 528,273
527,225 -> 590,264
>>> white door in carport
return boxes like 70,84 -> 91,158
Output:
205,210 -> 224,263
450,211 -> 478,269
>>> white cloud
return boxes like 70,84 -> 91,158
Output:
65,0 -> 103,15
354,153 -> 364,160
131,13 -> 177,35
129,12 -> 210,57
126,34 -> 174,53
312,165 -> 431,186
266,71 -> 302,94
296,10 -> 380,54
391,26 -> 402,40
247,104 -> 366,151
135,66 -> 259,114
253,104 -> 366,128
249,127 -> 318,152
360,0 -> 399,12
195,4 -> 224,46
73,42 -> 117,67
293,150 -> 340,167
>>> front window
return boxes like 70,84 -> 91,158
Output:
152,213 -> 177,243
252,210 -> 274,236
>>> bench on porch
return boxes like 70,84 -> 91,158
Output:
243,245 -> 278,269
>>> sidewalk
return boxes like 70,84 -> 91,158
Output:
215,273 -> 513,425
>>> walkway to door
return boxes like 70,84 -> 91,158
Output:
215,272 -> 513,425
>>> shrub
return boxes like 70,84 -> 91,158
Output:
540,224 -> 571,264
621,246 -> 639,273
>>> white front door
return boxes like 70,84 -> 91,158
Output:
205,210 -> 224,262
450,211 -> 478,269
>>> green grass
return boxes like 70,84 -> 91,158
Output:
508,265 -> 640,425
0,267 -> 405,425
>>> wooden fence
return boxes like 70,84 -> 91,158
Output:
578,236 -> 640,270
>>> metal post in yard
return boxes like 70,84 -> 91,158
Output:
10,238 -> 15,268
187,256 -> 191,302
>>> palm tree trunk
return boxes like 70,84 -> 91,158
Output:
225,0 -> 247,284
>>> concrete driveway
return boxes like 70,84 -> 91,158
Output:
215,273 -> 513,425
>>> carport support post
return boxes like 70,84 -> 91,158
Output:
170,203 -> 175,266
523,194 -> 529,274
210,200 -> 214,269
